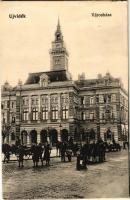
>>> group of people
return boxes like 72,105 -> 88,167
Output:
76,139 -> 106,170
2,140 -> 75,167
2,137 -> 127,170
18,143 -> 51,168
31,143 -> 51,167
56,141 -> 73,162
57,141 -> 75,157
56,138 -> 106,164
55,137 -> 109,170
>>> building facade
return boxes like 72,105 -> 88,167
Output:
1,20 -> 128,146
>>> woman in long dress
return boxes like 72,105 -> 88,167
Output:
44,144 -> 51,166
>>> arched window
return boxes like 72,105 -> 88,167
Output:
56,33 -> 60,41
23,108 -> 29,121
62,106 -> 68,119
51,106 -> 58,120
90,112 -> 94,121
12,116 -> 15,123
32,108 -> 38,121
21,131 -> 27,145
42,106 -> 48,120
90,97 -> 94,105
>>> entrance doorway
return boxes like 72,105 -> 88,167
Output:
30,129 -> 37,144
89,128 -> 96,140
105,128 -> 113,141
61,129 -> 68,142
49,129 -> 58,146
40,129 -> 47,144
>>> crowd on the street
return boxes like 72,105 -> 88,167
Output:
2,137 -> 128,169
2,143 -> 52,168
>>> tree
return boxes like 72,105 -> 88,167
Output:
2,123 -> 11,143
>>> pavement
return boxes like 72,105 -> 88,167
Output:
2,149 -> 129,199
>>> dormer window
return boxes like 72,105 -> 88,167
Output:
40,74 -> 49,87
41,79 -> 46,87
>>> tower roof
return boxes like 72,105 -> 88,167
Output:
55,17 -> 63,41
25,70 -> 71,84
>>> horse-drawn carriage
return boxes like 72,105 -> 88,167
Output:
2,144 -> 33,162
104,142 -> 121,152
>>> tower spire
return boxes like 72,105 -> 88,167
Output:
57,16 -> 60,30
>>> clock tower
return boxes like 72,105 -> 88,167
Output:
50,18 -> 69,71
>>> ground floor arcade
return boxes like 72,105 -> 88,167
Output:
3,122 -> 128,146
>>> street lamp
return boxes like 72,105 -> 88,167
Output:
80,128 -> 83,145
47,127 -> 50,144
85,128 -> 89,144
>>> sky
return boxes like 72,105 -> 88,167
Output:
0,1 -> 128,90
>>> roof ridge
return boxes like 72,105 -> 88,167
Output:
29,69 -> 66,75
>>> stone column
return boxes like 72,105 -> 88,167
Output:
28,95 -> 31,122
58,128 -> 61,141
15,93 -> 21,138
100,126 -> 106,141
5,137 -> 7,144
69,92 -> 74,120
37,133 -> 40,144
48,94 -> 51,123
47,134 -> 50,143
5,136 -> 8,144
58,93 -> 61,121
38,95 -> 41,123
27,134 -> 30,146
99,94 -> 104,103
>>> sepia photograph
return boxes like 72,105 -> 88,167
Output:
0,1 -> 129,199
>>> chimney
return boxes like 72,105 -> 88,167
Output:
78,73 -> 85,81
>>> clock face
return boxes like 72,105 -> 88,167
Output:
56,43 -> 61,48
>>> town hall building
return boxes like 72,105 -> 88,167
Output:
1,19 -> 128,146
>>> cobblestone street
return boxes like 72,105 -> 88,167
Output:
2,149 -> 129,199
